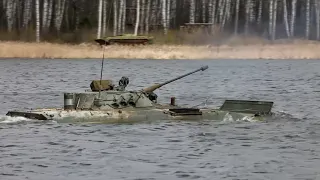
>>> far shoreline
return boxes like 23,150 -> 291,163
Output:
1,40 -> 320,60
1,57 -> 318,61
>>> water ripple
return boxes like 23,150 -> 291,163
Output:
0,59 -> 320,180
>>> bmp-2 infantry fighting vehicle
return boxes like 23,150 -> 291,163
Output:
6,65 -> 274,123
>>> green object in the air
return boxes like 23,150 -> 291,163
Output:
104,34 -> 154,45
106,34 -> 153,39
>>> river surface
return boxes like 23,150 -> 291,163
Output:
0,59 -> 320,180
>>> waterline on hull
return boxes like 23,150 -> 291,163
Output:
2,108 -> 266,125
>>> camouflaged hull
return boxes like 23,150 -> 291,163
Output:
6,90 -> 269,123
6,106 -> 264,123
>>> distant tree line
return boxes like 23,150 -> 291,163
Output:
0,0 -> 319,43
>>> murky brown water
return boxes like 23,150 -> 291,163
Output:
0,59 -> 320,180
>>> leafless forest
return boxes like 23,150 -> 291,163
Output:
0,0 -> 319,44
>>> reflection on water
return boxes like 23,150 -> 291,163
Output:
0,58 -> 320,180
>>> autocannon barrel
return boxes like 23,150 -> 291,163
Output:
142,65 -> 208,93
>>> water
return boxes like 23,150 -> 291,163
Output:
0,59 -> 320,180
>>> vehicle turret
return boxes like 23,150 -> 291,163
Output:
70,66 -> 209,110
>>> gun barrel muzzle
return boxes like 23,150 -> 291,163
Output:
201,65 -> 209,71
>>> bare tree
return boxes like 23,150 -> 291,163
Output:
257,0 -> 263,25
272,0 -> 277,41
190,0 -> 195,23
234,0 -> 240,35
283,0 -> 290,38
221,0 -> 231,31
249,0 -> 254,23
306,0 -> 310,39
145,0 -> 151,34
162,0 -> 168,35
218,0 -> 225,24
202,0 -> 206,23
42,0 -> 48,30
118,0 -> 124,34
211,0 -> 217,27
5,0 -> 15,32
46,0 -> 53,31
122,0 -> 126,34
245,0 -> 250,35
35,0 -> 40,42
171,0 -> 177,27
41,0 -> 53,32
54,0 -> 66,32
208,0 -> 213,23
134,0 -> 140,35
102,0 -> 107,37
316,0 -> 320,40
97,0 -> 103,39
150,0 -> 157,30
140,0 -> 145,34
290,0 -> 297,36
113,0 -> 118,36
166,0 -> 170,31
22,0 -> 32,29
269,0 -> 274,39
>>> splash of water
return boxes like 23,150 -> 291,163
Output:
222,113 -> 257,123
0,115 -> 33,124
271,110 -> 304,121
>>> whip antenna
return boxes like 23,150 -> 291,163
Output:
98,41 -> 107,99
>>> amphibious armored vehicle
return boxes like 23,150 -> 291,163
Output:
5,66 -> 274,123
95,34 -> 153,46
